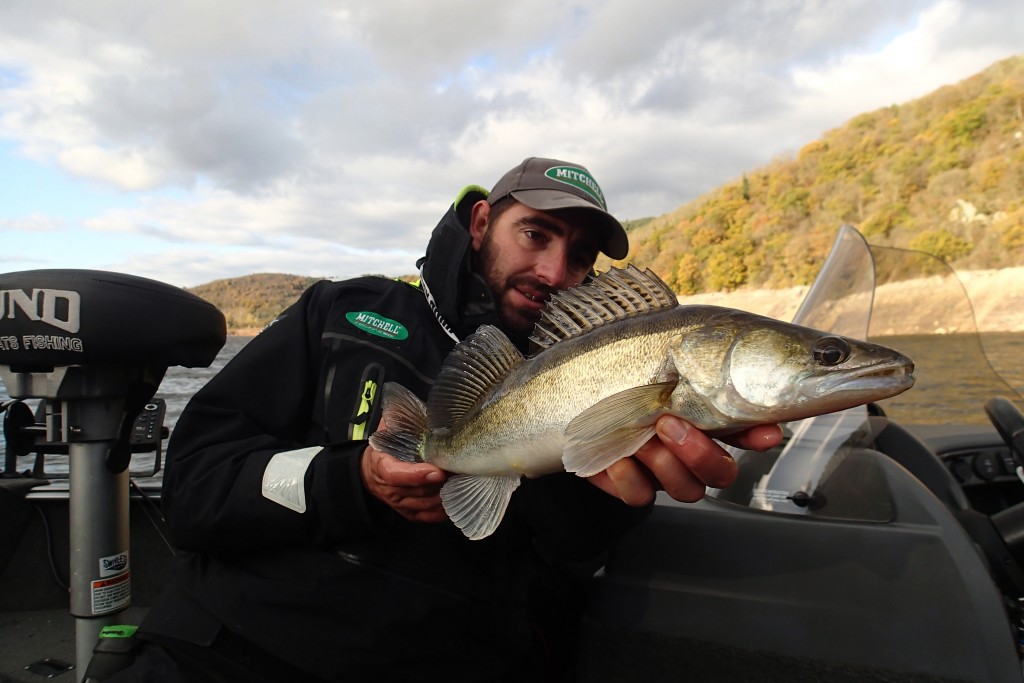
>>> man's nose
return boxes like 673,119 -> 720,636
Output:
534,249 -> 569,289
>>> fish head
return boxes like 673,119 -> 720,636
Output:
672,313 -> 915,426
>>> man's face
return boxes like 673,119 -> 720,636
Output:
469,200 -> 600,340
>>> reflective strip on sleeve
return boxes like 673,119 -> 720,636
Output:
261,446 -> 323,513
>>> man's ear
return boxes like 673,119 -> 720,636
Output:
468,200 -> 490,251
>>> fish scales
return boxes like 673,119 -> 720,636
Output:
437,315 -> 687,474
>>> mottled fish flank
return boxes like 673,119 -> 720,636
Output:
370,265 -> 915,540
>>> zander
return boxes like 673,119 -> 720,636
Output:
370,265 -> 915,540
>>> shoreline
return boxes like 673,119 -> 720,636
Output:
224,267 -> 1024,336
677,266 -> 1024,334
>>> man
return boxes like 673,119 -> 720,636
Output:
105,157 -> 781,682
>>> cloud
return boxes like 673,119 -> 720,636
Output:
0,213 -> 64,233
111,240 -> 421,289
0,0 -> 1022,286
788,0 -> 1021,129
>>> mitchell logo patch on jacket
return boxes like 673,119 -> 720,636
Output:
345,311 -> 409,341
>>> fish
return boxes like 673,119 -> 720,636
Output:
369,265 -> 915,540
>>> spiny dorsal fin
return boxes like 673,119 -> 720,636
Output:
529,265 -> 678,350
428,324 -> 524,429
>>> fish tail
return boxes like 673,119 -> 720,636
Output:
367,382 -> 427,463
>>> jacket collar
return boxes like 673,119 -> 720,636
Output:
416,186 -> 501,341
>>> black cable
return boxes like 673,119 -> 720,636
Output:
129,478 -> 176,557
26,473 -> 174,594
34,504 -> 69,593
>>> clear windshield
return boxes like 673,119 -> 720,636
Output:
712,224 -> 1023,521
867,245 -> 1022,424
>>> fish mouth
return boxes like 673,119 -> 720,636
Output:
806,359 -> 916,400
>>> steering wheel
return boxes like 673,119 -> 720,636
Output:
985,396 -> 1024,460
982,396 -> 1024,584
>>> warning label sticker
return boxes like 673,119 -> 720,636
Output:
751,488 -> 792,506
91,571 -> 131,614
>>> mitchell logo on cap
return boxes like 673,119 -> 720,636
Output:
488,156 -> 629,260
544,166 -> 607,210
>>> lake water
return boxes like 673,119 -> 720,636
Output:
874,331 -> 1024,425
1,332 -> 1022,478
0,336 -> 253,478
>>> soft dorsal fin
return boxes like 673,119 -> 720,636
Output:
428,324 -> 524,429
529,264 -> 679,350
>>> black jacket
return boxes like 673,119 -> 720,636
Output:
148,189 -> 649,681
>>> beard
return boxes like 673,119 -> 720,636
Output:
474,229 -> 556,345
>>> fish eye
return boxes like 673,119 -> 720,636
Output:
812,336 -> 851,366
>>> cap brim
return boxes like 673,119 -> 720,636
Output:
510,189 -> 629,260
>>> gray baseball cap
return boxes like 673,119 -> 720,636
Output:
487,157 -> 628,260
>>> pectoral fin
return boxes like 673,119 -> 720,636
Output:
440,474 -> 522,541
562,382 -> 675,478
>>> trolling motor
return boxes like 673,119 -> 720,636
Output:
0,269 -> 225,678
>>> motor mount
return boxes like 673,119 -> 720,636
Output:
0,269 -> 225,676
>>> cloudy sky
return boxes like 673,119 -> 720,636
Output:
1,1 -> 1021,287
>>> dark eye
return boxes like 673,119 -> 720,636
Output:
812,336 -> 851,366
569,250 -> 596,273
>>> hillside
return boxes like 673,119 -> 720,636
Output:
603,54 -> 1024,293
187,273 -> 319,333
189,55 -> 1024,334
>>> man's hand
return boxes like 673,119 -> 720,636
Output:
587,415 -> 782,506
361,441 -> 448,523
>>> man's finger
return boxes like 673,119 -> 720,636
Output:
374,453 -> 446,487
720,423 -> 783,452
596,458 -> 657,507
653,416 -> 738,490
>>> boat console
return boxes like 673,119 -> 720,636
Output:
0,269 -> 225,677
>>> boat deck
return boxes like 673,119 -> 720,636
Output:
0,476 -> 169,683
0,607 -> 149,682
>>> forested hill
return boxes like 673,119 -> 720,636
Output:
189,55 -> 1024,332
604,54 -> 1024,293
187,274 -> 318,332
